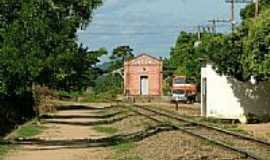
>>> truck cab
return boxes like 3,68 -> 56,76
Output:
171,76 -> 197,103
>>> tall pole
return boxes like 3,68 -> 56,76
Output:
231,0 -> 235,32
210,19 -> 217,33
197,26 -> 201,41
255,0 -> 259,17
213,20 -> 217,33
225,0 -> 252,31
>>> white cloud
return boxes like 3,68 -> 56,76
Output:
79,0 -> 247,59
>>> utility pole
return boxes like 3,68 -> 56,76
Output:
255,0 -> 259,17
226,0 -> 236,31
197,25 -> 202,41
231,0 -> 235,31
208,19 -> 230,33
225,0 -> 252,31
193,25 -> 204,48
208,19 -> 217,33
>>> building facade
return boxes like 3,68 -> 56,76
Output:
124,54 -> 163,96
201,64 -> 270,123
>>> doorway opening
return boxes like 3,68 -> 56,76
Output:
140,76 -> 149,95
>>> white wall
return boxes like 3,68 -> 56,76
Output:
201,64 -> 270,123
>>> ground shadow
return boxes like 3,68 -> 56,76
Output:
40,111 -> 125,120
55,105 -> 115,111
41,114 -> 136,126
228,78 -> 270,123
1,124 -> 178,150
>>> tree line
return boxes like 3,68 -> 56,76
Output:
2,1 -> 270,101
0,0 -> 110,136
0,0 -> 105,96
165,0 -> 270,84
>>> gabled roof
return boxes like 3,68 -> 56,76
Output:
126,53 -> 162,62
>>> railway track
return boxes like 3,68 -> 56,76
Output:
132,104 -> 270,160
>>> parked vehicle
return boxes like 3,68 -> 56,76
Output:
171,89 -> 187,102
171,76 -> 197,103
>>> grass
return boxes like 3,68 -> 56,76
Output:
0,120 -> 45,159
194,117 -> 250,135
112,142 -> 136,153
117,155 -> 143,160
0,145 -> 11,160
226,126 -> 249,134
201,140 -> 217,147
112,142 -> 143,160
266,132 -> 270,138
14,120 -> 45,138
94,126 -> 118,135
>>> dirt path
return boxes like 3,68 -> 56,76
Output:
4,104 -> 114,160
3,102 -> 248,160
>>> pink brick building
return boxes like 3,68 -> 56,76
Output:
124,54 -> 163,96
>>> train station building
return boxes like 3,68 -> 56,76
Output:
124,53 -> 163,96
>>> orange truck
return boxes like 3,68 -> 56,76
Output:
171,76 -> 197,103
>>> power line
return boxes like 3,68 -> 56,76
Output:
90,24 -> 197,28
208,19 -> 231,33
78,32 -> 183,36
77,24 -> 230,36
225,0 -> 253,31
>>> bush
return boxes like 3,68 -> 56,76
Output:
78,73 -> 123,103
93,73 -> 123,95
33,86 -> 55,98
80,90 -> 119,103
0,92 -> 35,137
246,113 -> 270,124
56,91 -> 82,98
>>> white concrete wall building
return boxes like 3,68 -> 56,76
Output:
201,64 -> 270,123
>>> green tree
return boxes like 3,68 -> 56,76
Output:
165,32 -> 203,84
241,9 -> 270,80
240,0 -> 270,19
204,2 -> 270,81
94,73 -> 123,95
108,45 -> 134,71
0,0 -> 104,94
110,45 -> 134,61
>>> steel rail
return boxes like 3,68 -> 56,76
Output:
132,104 -> 269,160
138,104 -> 270,146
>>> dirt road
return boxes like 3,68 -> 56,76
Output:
3,102 -> 246,160
4,104 -> 114,160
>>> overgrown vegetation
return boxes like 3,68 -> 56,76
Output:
0,92 -> 35,137
194,117 -> 248,135
0,144 -> 11,160
108,45 -> 134,72
199,0 -> 270,81
113,141 -> 136,152
165,0 -> 270,84
165,32 -> 203,84
0,0 -> 106,136
0,0 -> 105,94
81,46 -> 134,102
112,142 -> 143,160
94,126 -> 118,135
11,119 -> 45,138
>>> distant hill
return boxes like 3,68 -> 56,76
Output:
97,62 -> 111,72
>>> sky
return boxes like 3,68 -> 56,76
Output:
78,0 -> 247,61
